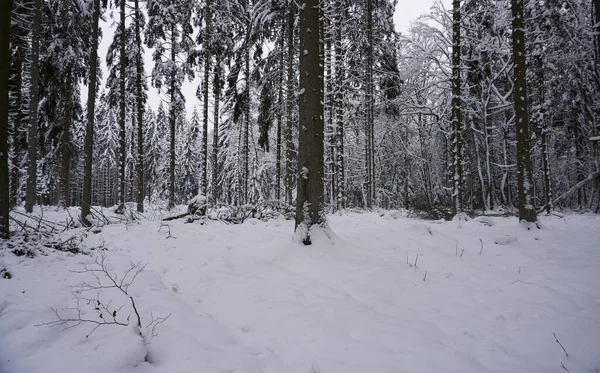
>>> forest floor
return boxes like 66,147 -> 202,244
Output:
1,208 -> 599,373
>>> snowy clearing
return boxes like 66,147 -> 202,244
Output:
1,211 -> 600,373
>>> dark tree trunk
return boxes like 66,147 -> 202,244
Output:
201,0 -> 211,198
285,1 -> 294,205
365,0 -> 374,208
25,0 -> 42,213
295,0 -> 324,244
244,37 -> 250,204
276,20 -> 284,201
81,0 -> 101,225
212,65 -> 220,206
134,0 -> 144,213
168,26 -> 177,208
334,0 -> 345,209
60,66 -> 73,207
511,0 -> 537,223
10,49 -> 22,208
451,0 -> 463,214
117,0 -> 126,212
0,0 -> 12,238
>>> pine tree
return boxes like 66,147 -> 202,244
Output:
146,0 -> 193,208
81,0 -> 102,226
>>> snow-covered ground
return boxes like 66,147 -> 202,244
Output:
1,210 -> 599,373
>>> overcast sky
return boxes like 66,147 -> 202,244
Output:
90,0 -> 451,119
393,0 -> 449,34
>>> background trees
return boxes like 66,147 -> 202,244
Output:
1,0 -> 599,235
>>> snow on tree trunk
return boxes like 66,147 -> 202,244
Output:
294,0 -> 324,244
0,0 -> 12,238
511,0 -> 537,223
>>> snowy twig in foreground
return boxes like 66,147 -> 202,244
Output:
553,333 -> 569,357
479,238 -> 483,255
40,252 -> 169,340
560,361 -> 569,372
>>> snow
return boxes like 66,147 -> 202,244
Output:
1,210 -> 600,373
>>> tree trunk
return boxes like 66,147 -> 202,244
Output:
81,0 -> 101,226
285,1 -> 295,205
295,0 -> 324,244
117,0 -> 126,212
511,0 -> 537,223
334,0 -> 345,210
60,66 -> 73,207
244,35 -> 250,205
0,0 -> 12,238
276,20 -> 284,201
212,65 -> 220,206
201,0 -> 211,198
134,0 -> 144,213
365,0 -> 374,208
451,0 -> 463,214
10,49 -> 22,208
25,0 -> 42,213
168,26 -> 177,208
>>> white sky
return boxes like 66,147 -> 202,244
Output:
87,0 -> 450,119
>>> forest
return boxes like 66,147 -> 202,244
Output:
1,1 -> 600,372
0,0 -> 598,241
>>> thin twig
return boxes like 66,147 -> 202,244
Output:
553,333 -> 569,357
479,238 -> 484,255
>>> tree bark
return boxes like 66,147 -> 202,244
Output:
334,0 -> 345,210
134,0 -> 144,213
212,65 -> 220,206
365,0 -> 374,208
511,0 -> 537,223
201,0 -> 211,198
285,1 -> 295,205
276,20 -> 284,201
451,0 -> 463,214
60,66 -> 73,207
295,0 -> 324,244
81,0 -> 101,226
168,26 -> 177,208
117,0 -> 127,212
10,49 -> 22,208
25,0 -> 42,213
0,0 -> 12,238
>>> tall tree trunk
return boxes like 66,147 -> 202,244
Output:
511,0 -> 537,223
0,0 -> 12,238
295,0 -> 324,244
334,0 -> 345,210
212,65 -> 220,206
276,21 -> 284,201
134,0 -> 144,213
168,26 -> 177,208
325,13 -> 336,208
451,0 -> 463,214
25,0 -> 42,213
244,35 -> 250,205
81,0 -> 101,226
11,49 -> 22,208
365,0 -> 374,208
60,66 -> 73,207
285,1 -> 295,205
117,0 -> 126,212
201,0 -> 211,198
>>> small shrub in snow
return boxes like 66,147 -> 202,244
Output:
42,252 -> 170,341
